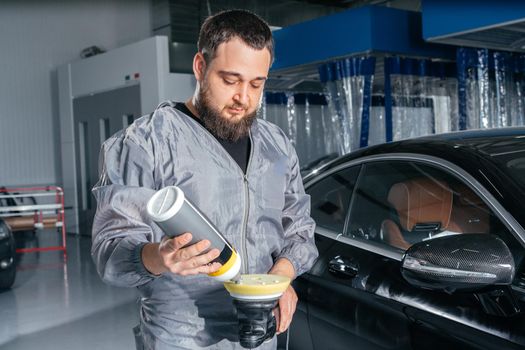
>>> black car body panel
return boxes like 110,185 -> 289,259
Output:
302,231 -> 525,350
295,128 -> 525,350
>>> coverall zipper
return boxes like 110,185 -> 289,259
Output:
188,118 -> 253,274
241,175 -> 250,273
239,136 -> 253,274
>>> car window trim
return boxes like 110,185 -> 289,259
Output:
305,153 -> 525,251
342,165 -> 363,235
315,226 -> 405,261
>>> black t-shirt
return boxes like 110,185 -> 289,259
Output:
174,102 -> 251,174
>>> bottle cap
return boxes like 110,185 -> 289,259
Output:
147,186 -> 185,222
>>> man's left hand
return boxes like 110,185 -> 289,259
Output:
268,258 -> 297,334
274,285 -> 298,334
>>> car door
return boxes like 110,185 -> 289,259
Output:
303,162 -> 412,350
287,165 -> 361,350
303,156 -> 525,350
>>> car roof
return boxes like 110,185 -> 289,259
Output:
311,127 -> 525,172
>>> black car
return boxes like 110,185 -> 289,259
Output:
0,219 -> 16,290
289,127 -> 525,350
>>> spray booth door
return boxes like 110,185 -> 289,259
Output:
73,84 -> 142,236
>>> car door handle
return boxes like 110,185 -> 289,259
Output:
328,255 -> 358,278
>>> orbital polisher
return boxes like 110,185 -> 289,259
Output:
224,274 -> 290,348
147,186 -> 291,348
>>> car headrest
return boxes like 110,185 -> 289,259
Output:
454,184 -> 485,206
387,178 -> 453,232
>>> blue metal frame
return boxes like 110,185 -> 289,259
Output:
265,92 -> 327,106
271,5 -> 455,72
422,0 -> 525,40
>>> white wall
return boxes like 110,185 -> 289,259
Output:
0,0 -> 152,187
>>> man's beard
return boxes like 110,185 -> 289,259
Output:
195,83 -> 258,142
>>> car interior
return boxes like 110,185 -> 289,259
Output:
309,162 -> 519,260
380,178 -> 490,250
309,167 -> 358,233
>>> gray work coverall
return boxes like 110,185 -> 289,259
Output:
91,102 -> 318,349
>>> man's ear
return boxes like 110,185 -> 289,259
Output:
193,52 -> 207,81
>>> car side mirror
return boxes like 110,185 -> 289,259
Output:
401,233 -> 515,293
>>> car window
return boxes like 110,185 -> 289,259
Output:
307,166 -> 360,233
346,161 -> 521,256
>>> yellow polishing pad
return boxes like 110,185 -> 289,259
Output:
223,274 -> 291,298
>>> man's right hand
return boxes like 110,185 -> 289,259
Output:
141,232 -> 222,276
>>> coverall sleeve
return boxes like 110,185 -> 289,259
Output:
277,142 -> 319,277
91,133 -> 162,288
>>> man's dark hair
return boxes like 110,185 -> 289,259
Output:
198,9 -> 274,66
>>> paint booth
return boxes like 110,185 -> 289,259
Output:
58,36 -> 195,234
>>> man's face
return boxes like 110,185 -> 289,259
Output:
194,36 -> 271,141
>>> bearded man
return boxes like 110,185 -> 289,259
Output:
91,9 -> 318,350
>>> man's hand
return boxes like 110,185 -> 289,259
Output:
268,258 -> 297,334
142,232 -> 222,276
274,285 -> 298,334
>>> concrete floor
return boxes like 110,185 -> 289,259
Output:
0,230 -> 139,350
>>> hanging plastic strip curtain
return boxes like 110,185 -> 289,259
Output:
286,92 -> 297,147
457,48 -> 525,130
261,92 -> 332,166
318,56 -> 376,154
384,56 -> 458,142
514,54 -> 525,127
368,95 -> 387,146
457,48 -> 490,130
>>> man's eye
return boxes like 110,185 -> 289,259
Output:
224,79 -> 236,85
251,83 -> 263,89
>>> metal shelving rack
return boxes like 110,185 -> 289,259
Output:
0,186 -> 67,257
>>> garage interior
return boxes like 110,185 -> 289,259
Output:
1,0 -> 525,349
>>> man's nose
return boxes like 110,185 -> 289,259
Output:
233,83 -> 249,106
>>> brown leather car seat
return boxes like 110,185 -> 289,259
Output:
381,178 -> 453,250
447,184 -> 490,234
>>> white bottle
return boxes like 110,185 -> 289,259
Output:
146,186 -> 241,282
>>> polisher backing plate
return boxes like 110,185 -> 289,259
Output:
223,274 -> 290,297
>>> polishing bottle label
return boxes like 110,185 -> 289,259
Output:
146,186 -> 241,282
